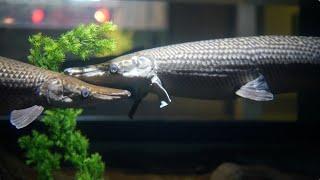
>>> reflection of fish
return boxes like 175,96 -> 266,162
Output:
64,36 -> 320,117
0,56 -> 130,129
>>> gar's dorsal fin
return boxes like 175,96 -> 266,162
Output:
10,105 -> 44,129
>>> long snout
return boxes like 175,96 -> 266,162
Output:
91,85 -> 131,100
64,66 -> 109,86
64,65 -> 101,76
62,71 -> 131,102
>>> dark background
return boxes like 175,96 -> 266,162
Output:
0,0 -> 319,177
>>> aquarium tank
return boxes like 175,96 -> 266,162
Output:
0,0 -> 319,179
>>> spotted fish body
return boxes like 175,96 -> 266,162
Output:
0,56 -> 131,128
131,36 -> 320,98
64,36 -> 320,116
0,56 -> 55,112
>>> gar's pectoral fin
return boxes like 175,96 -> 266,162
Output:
151,75 -> 171,108
236,74 -> 274,101
127,75 -> 171,119
10,105 -> 44,129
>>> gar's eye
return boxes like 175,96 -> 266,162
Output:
109,64 -> 119,74
81,88 -> 90,98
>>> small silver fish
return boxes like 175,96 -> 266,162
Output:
0,56 -> 130,129
64,36 -> 320,117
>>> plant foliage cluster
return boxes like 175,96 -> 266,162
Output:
19,22 -> 118,180
28,23 -> 117,71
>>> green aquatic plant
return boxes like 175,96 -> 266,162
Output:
19,130 -> 61,180
28,23 -> 117,71
97,30 -> 133,57
19,109 -> 105,180
19,22 -> 119,180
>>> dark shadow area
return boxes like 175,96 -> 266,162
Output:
0,0 -> 319,178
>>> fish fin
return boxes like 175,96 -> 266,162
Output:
150,76 -> 171,108
10,105 -> 44,129
236,74 -> 274,101
128,98 -> 142,119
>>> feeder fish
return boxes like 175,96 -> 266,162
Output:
0,56 -> 130,129
64,36 -> 320,117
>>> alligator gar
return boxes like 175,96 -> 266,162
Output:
64,36 -> 320,117
0,56 -> 130,129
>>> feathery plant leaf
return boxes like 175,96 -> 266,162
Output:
27,22 -> 117,72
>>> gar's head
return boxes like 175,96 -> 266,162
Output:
38,75 -> 131,107
64,54 -> 155,92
